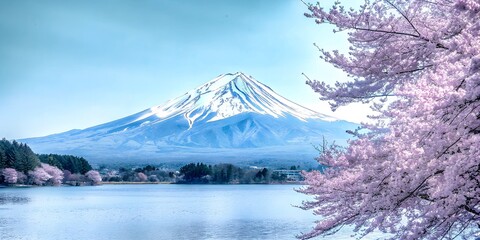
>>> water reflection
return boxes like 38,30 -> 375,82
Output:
0,185 -> 319,240
0,193 -> 30,205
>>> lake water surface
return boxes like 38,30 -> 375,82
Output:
0,184 -> 383,240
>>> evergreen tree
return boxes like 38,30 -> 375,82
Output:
179,162 -> 211,182
13,142 -> 40,173
37,154 -> 92,174
0,138 -> 11,169
1,139 -> 17,169
37,154 -> 62,169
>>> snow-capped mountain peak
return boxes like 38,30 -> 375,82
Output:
21,72 -> 355,164
135,72 -> 334,128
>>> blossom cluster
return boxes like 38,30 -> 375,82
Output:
300,0 -> 480,239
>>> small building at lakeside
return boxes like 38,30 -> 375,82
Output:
272,170 -> 304,182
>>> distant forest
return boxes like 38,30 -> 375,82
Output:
1,138 -> 303,185
100,162 -> 302,184
0,138 -> 99,185
176,162 -> 301,184
0,138 -> 92,174
37,153 -> 92,174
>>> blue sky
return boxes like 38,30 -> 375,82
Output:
0,0 -> 369,139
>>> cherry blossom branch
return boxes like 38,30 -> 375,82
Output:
384,0 -> 421,36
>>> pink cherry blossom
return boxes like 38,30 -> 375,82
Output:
29,167 -> 51,186
40,163 -> 63,186
16,170 -> 27,184
136,172 -> 148,182
300,0 -> 480,239
85,170 -> 102,185
2,168 -> 18,184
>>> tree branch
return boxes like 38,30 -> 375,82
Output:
384,0 -> 421,36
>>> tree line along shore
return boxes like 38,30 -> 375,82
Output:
1,139 -> 306,186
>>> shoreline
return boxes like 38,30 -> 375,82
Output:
102,181 -> 172,185
103,181 -> 304,185
1,182 -> 304,187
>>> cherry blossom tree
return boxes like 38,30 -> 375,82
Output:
85,170 -> 102,185
2,168 -> 18,184
136,172 -> 148,182
67,173 -> 85,182
16,170 -> 27,184
62,170 -> 72,182
299,0 -> 480,239
29,167 -> 51,185
41,163 -> 63,186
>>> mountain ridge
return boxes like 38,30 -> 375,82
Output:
21,72 -> 355,166
109,72 -> 336,131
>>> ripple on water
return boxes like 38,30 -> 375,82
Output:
0,194 -> 30,205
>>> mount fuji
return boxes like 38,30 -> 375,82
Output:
21,72 -> 356,166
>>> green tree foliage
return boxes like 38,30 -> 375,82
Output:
0,139 -> 13,169
179,163 -> 211,182
254,168 -> 269,182
0,139 -> 40,173
211,164 -> 244,183
37,154 -> 92,174
0,139 -> 97,186
143,165 -> 157,172
178,163 -> 278,184
290,165 -> 300,170
38,154 -> 62,169
271,171 -> 287,182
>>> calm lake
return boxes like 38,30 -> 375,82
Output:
0,184 -> 383,240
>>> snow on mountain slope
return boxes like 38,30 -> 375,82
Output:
21,72 -> 355,165
114,72 -> 335,130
